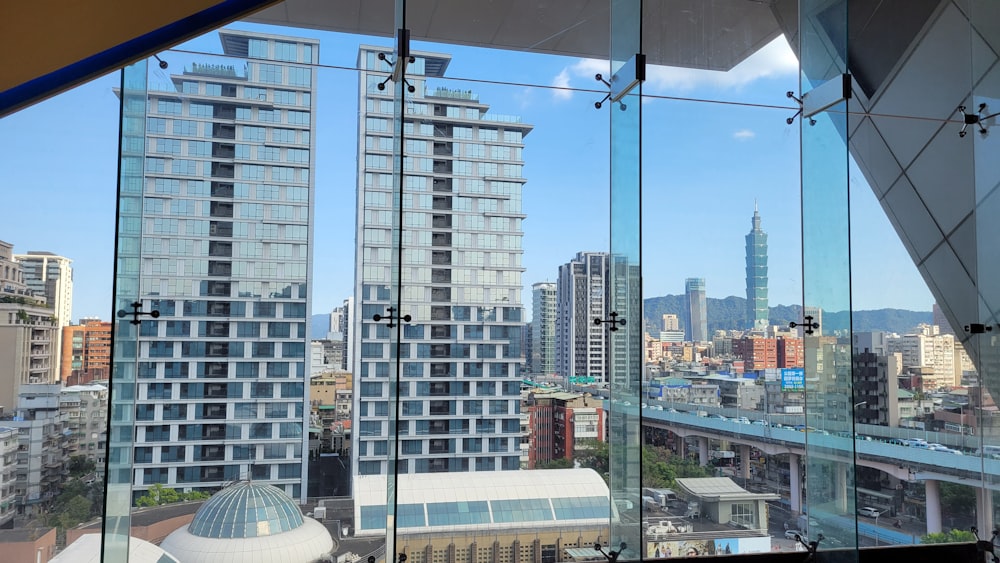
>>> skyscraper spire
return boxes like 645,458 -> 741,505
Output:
745,202 -> 768,330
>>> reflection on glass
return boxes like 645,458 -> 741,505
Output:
800,0 -> 857,554
609,0 -> 642,559
103,58 -> 149,561
11,1 -> 1000,561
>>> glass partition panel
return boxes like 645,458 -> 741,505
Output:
609,0 -> 642,558
971,0 -> 1000,540
639,91 -> 801,555
103,59 -> 149,561
799,0 -> 857,554
390,3 -> 614,562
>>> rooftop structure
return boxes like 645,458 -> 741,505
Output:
353,468 -> 611,535
159,481 -> 333,563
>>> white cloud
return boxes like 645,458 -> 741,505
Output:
733,129 -> 756,141
551,68 -> 573,100
551,35 -> 797,96
645,36 -> 797,92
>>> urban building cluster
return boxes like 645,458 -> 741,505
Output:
3,5 -> 997,560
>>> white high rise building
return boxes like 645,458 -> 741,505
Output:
129,30 -> 317,501
14,251 -> 73,371
353,46 -> 532,475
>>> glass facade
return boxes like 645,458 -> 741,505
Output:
127,30 -> 318,502
5,1 -> 1000,562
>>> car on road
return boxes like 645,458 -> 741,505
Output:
752,419 -> 768,426
784,530 -> 805,540
857,507 -> 881,518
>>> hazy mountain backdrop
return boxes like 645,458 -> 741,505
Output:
312,296 -> 931,338
643,294 -> 931,335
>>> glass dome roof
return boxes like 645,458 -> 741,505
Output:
187,481 -> 304,539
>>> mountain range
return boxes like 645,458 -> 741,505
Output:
643,294 -> 931,335
312,296 -> 931,337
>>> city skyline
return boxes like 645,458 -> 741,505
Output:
0,23 -> 935,324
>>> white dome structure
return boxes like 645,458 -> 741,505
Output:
160,481 -> 334,563
52,534 -> 179,563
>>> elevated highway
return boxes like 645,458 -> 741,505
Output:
637,405 -> 996,487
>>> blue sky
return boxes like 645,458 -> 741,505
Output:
0,23 -> 932,321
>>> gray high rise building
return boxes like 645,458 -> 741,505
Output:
130,30 -> 317,501
530,282 -> 556,376
685,278 -> 708,342
354,46 -> 532,475
556,252 -> 610,381
744,203 -> 768,330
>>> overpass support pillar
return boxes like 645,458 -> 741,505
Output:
925,479 -> 942,534
789,453 -> 801,514
977,485 -> 993,535
698,437 -> 709,466
739,445 -> 751,480
676,435 -> 686,458
836,463 -> 849,514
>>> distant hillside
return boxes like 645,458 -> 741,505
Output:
311,314 -> 331,337
643,294 -> 930,335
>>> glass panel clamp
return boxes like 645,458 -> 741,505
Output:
373,306 -> 411,328
972,526 -> 999,563
594,542 -> 626,563
955,103 -> 1000,138
377,29 -> 415,93
594,53 -> 645,110
792,533 -> 822,563
116,301 -> 160,325
786,73 -> 851,125
788,315 -> 819,335
594,311 -> 627,332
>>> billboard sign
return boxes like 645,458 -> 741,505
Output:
781,368 -> 805,391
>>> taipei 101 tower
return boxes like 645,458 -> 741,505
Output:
745,202 -> 769,330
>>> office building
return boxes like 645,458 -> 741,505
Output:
888,325 -> 956,391
523,389 -> 604,468
734,337 -> 777,372
556,252 -> 610,381
0,241 -> 58,413
744,204 -> 768,331
776,337 -> 803,368
130,30 -> 317,500
661,313 -> 679,332
684,277 -> 708,343
10,0 -> 1000,554
530,282 -> 556,376
2,385 -> 68,516
61,318 -> 112,386
60,383 -> 108,472
353,46 -> 531,475
0,426 -> 16,528
14,252 -> 73,372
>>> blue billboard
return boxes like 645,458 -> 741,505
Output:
780,368 -> 805,391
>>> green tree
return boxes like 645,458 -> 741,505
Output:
920,529 -> 976,544
940,482 -> 976,515
575,439 -> 609,482
535,458 -> 574,469
642,445 -> 708,489
67,456 -> 96,478
135,484 -> 209,507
